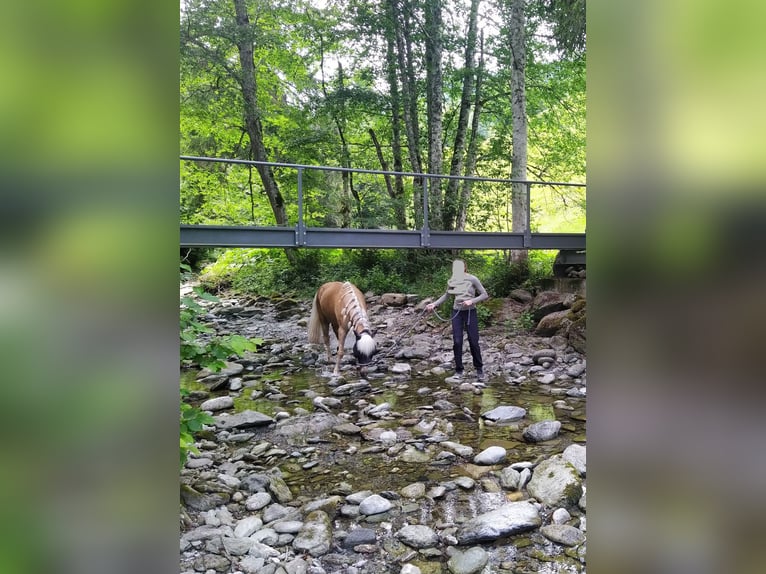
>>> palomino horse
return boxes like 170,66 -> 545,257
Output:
308,281 -> 377,376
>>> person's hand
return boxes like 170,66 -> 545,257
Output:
425,303 -> 435,312
462,299 -> 473,307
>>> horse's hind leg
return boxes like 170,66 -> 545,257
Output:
322,325 -> 332,365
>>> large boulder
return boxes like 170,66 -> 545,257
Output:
530,291 -> 568,322
534,310 -> 571,336
456,502 -> 541,544
526,455 -> 583,507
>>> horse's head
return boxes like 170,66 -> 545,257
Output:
353,329 -> 377,365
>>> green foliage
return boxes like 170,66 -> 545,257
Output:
179,283 -> 262,468
513,310 -> 537,333
484,251 -> 555,296
180,389 -> 215,468
180,1 -> 586,235
180,285 -> 263,371
476,304 -> 492,328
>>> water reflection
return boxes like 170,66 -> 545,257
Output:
181,367 -> 586,495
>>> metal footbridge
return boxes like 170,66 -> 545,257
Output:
180,156 -> 585,251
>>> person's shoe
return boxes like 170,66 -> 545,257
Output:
446,371 -> 464,384
476,371 -> 487,382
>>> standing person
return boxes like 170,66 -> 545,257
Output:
426,259 -> 489,381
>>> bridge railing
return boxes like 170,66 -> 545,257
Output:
180,155 -> 586,250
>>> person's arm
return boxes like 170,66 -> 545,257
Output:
426,291 -> 449,311
461,275 -> 488,307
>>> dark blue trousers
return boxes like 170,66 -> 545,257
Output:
451,308 -> 483,372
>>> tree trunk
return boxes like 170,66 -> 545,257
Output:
443,0 -> 480,231
384,25 -> 407,229
369,129 -> 407,229
509,0 -> 528,265
390,0 -> 424,225
232,0 -> 287,227
456,32 -> 485,232
232,0 -> 295,264
424,0 -> 444,228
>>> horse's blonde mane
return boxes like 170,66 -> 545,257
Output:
341,281 -> 371,334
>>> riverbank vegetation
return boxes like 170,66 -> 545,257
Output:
185,247 -> 557,299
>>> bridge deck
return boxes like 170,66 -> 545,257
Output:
180,225 -> 585,250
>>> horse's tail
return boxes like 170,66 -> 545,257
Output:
307,291 -> 324,344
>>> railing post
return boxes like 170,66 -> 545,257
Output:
523,182 -> 532,248
297,168 -> 305,247
421,177 -> 430,247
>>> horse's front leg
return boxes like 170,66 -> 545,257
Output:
333,327 -> 346,376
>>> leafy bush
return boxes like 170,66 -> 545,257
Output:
179,284 -> 262,466
513,310 -> 537,333
180,286 -> 262,371
180,390 -> 214,468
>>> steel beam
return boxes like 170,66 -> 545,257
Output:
181,224 -> 585,250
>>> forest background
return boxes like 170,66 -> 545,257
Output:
180,0 -> 586,297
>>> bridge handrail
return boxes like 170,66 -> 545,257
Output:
180,155 -> 586,188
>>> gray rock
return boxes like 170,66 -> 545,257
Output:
563,443 -> 587,476
523,420 -> 561,442
268,474 -> 294,503
537,373 -> 556,384
181,487 -> 229,511
400,482 -> 426,499
359,494 -> 393,515
447,546 -> 489,574
193,553 -> 230,572
200,396 -> 235,411
518,467 -> 532,489
222,536 -> 253,555
263,503 -> 294,523
552,508 -> 572,524
396,524 -> 439,548
454,476 -> 476,490
272,520 -> 304,534
284,557 -> 310,574
341,527 -> 377,549
481,406 -> 526,423
332,381 -> 372,396
346,490 -> 374,505
566,362 -> 586,377
527,456 -> 583,507
251,528 -> 279,545
473,446 -> 507,465
239,556 -> 265,574
540,524 -> 586,546
181,524 -> 231,543
456,502 -> 541,544
499,467 -> 521,490
197,361 -> 244,380
292,510 -> 333,557
440,441 -> 474,458
400,564 -> 422,574
333,423 -> 361,435
509,289 -> 533,303
390,362 -> 411,374
185,457 -> 213,469
274,412 -> 343,439
214,409 -> 274,430
234,516 -> 263,538
244,492 -> 272,511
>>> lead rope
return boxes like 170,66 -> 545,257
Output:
366,303 -> 460,368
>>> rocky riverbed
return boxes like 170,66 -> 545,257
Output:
180,288 -> 586,574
